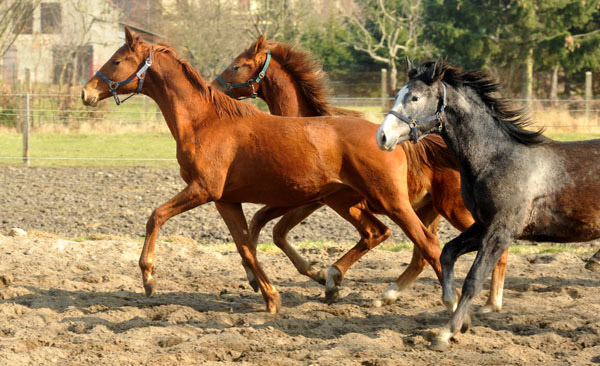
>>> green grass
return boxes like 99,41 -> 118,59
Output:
545,132 -> 600,141
0,131 -> 176,166
0,128 -> 597,167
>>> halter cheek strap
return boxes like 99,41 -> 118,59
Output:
387,82 -> 447,143
96,48 -> 155,105
216,50 -> 271,99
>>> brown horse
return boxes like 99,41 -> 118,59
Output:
214,36 -> 511,312
80,27 -> 490,314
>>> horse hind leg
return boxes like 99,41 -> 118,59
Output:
585,248 -> 600,272
375,201 -> 440,307
323,196 -> 391,305
271,203 -> 328,284
245,205 -> 295,292
479,249 -> 508,313
216,202 -> 280,314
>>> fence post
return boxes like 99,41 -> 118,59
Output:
22,93 -> 30,166
381,68 -> 388,114
585,71 -> 592,123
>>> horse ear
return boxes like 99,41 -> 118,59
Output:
425,58 -> 443,82
434,57 -> 446,80
253,34 -> 266,54
124,26 -> 139,50
405,56 -> 414,73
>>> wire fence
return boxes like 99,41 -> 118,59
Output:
0,93 -> 599,165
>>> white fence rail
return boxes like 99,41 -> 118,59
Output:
1,93 -> 599,164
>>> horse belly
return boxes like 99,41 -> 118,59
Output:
520,200 -> 600,243
220,168 -> 340,206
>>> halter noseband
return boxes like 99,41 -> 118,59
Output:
95,48 -> 155,105
387,82 -> 447,143
216,50 -> 271,99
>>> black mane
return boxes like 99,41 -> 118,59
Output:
411,61 -> 547,146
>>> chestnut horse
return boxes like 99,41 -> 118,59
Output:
81,28 -> 487,314
214,36 -> 510,312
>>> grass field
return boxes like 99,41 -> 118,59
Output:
0,129 -> 598,167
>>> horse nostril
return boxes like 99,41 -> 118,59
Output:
380,131 -> 387,146
81,89 -> 86,101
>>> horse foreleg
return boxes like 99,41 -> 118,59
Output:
430,173 -> 509,313
376,202 -> 440,307
216,202 -> 280,314
139,183 -> 208,297
324,196 -> 391,305
272,203 -> 327,284
433,225 -> 512,352
245,205 -> 295,292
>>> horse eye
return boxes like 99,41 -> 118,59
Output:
411,96 -> 419,102
112,60 -> 121,66
232,65 -> 240,71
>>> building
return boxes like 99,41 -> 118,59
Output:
1,0 -> 161,88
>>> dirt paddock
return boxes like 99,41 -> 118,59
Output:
1,166 -> 599,365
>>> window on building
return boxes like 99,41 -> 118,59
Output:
13,3 -> 34,34
41,3 -> 61,34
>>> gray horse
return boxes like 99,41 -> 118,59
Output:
376,59 -> 600,351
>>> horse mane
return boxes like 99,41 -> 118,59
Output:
152,43 -> 263,119
412,61 -> 547,145
259,41 -> 341,116
401,134 -> 458,173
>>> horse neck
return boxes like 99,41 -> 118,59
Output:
442,87 -> 518,175
142,55 -> 216,141
259,59 -> 319,117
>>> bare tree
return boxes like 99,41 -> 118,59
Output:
346,0 -> 427,95
162,0 -> 249,77
0,0 -> 42,57
244,0 -> 311,43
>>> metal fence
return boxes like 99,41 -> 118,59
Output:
1,93 -> 599,164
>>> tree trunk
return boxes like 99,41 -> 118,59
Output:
521,46 -> 534,104
388,62 -> 397,96
550,64 -> 558,106
387,62 -> 398,110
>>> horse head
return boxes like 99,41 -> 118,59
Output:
213,35 -> 271,99
377,58 -> 448,150
82,26 -> 153,106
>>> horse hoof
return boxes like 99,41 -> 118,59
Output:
249,279 -> 260,293
585,259 -> 600,272
315,269 -> 327,286
478,304 -> 501,314
266,293 -> 281,314
429,339 -> 450,352
144,278 -> 157,297
309,266 -> 327,286
460,314 -> 472,333
372,299 -> 383,308
325,288 -> 339,305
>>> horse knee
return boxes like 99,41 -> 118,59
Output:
146,209 -> 166,232
272,222 -> 290,249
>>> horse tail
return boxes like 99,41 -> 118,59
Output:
328,106 -> 364,118
401,134 -> 458,173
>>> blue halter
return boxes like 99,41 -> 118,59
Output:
95,49 -> 155,105
216,51 -> 271,99
387,82 -> 447,143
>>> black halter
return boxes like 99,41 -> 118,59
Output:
95,49 -> 155,105
387,82 -> 447,143
215,50 -> 271,99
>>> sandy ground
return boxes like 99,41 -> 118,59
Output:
1,233 -> 599,366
